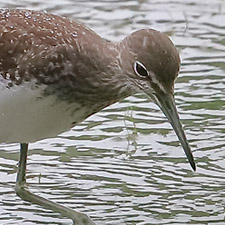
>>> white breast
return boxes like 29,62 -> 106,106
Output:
0,79 -> 87,143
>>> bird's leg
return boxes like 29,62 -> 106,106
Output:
16,143 -> 28,185
15,143 -> 96,225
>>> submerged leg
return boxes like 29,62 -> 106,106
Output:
15,143 -> 95,225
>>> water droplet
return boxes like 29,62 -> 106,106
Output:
24,11 -> 32,19
72,32 -> 78,38
5,12 -> 11,18
45,17 -> 51,21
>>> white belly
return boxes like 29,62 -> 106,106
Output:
0,80 -> 87,143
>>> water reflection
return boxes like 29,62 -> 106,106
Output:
0,0 -> 225,224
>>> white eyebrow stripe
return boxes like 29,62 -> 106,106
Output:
149,71 -> 167,94
134,61 -> 167,94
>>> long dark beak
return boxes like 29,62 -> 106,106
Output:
151,93 -> 196,171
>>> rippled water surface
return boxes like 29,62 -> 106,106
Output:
0,0 -> 225,224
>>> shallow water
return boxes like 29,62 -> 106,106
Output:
0,0 -> 225,224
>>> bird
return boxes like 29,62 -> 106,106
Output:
0,8 -> 196,225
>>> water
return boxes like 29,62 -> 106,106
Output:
0,0 -> 225,224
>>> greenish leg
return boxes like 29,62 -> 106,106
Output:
16,143 -> 28,185
15,143 -> 95,225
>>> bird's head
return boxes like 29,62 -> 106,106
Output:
119,29 -> 196,171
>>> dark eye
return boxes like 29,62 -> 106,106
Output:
134,61 -> 149,77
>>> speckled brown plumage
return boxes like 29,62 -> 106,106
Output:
0,9 -> 195,170
0,9 -> 122,103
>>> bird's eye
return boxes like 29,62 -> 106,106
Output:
134,61 -> 149,77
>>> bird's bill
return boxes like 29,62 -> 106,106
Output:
151,93 -> 196,171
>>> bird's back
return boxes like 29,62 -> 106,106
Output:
0,9 -> 118,143
0,9 -> 103,83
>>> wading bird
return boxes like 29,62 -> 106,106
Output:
0,9 -> 195,225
